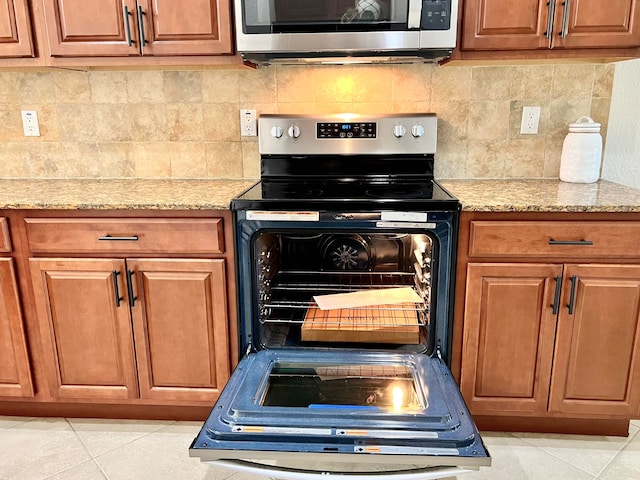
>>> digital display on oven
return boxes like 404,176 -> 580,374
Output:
317,122 -> 377,139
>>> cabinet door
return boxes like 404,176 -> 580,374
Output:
138,0 -> 232,56
0,258 -> 34,397
0,0 -> 34,57
462,0 -> 551,50
128,259 -> 231,403
30,258 -> 139,400
549,264 -> 640,416
41,0 -> 140,56
461,263 -> 562,415
553,0 -> 640,48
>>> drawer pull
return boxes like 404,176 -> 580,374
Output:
551,275 -> 562,315
567,275 -> 578,315
112,270 -> 123,308
548,239 -> 593,246
98,235 -> 139,241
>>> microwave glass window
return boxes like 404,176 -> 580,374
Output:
243,0 -> 410,32
260,362 -> 424,412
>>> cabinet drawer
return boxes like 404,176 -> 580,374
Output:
469,221 -> 640,258
25,218 -> 224,255
0,218 -> 10,252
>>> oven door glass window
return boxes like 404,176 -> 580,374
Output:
190,349 -> 490,473
242,0 -> 410,33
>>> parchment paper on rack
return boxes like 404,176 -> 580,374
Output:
313,287 -> 422,310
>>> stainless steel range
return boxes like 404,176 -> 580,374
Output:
190,113 -> 490,480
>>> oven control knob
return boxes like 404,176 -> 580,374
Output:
411,124 -> 425,138
287,125 -> 301,139
393,125 -> 406,138
271,126 -> 283,138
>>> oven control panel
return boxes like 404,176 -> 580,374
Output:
259,113 -> 437,156
317,122 -> 377,139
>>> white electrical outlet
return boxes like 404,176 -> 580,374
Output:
520,106 -> 541,135
21,110 -> 40,137
240,109 -> 257,137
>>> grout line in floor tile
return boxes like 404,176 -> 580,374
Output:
593,425 -> 640,480
41,458 -> 108,480
66,417 -> 179,460
510,433 -> 603,478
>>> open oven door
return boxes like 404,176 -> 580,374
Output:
190,348 -> 490,479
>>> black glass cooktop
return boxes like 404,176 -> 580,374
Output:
231,179 -> 460,211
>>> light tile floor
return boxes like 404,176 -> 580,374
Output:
0,416 -> 638,480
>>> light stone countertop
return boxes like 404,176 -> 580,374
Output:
440,179 -> 640,213
0,179 -> 258,210
0,178 -> 639,213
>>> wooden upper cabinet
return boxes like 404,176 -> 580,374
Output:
553,0 -> 640,49
0,0 -> 34,57
139,0 -> 232,56
41,0 -> 139,56
462,0 -> 550,50
40,0 -> 232,57
462,0 -> 640,50
549,264 -> 640,416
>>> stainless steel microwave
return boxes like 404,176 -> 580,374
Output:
234,0 -> 459,65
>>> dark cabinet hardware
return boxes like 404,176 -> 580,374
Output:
137,5 -> 148,47
98,235 -> 139,241
560,0 -> 571,38
123,6 -> 134,46
548,239 -> 593,246
126,270 -> 137,307
112,270 -> 123,307
545,0 -> 556,40
567,275 -> 578,314
551,275 -> 562,314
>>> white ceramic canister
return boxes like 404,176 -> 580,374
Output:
559,116 -> 603,183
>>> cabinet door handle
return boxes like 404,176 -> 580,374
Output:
137,5 -> 148,47
126,269 -> 137,307
545,0 -> 556,41
112,270 -> 123,307
123,6 -> 134,46
567,274 -> 578,314
548,239 -> 593,246
98,235 -> 139,241
560,0 -> 571,38
551,275 -> 562,315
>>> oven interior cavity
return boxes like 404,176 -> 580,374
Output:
254,231 -> 434,351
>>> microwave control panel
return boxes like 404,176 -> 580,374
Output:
421,0 -> 452,30
317,122 -> 377,139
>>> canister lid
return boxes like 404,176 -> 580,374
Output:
568,116 -> 601,133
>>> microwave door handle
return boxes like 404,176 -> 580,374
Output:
408,0 -> 422,29
209,460 -> 477,480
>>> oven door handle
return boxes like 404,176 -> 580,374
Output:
209,460 -> 477,480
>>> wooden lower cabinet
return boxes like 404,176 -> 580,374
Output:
461,263 -> 560,415
462,262 -> 640,419
30,257 -> 231,404
29,258 -> 139,401
0,258 -> 34,397
129,258 -> 230,403
550,264 -> 640,417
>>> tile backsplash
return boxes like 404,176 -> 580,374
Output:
0,63 -> 613,180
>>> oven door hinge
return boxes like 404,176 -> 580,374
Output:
245,343 -> 254,357
436,345 -> 444,363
